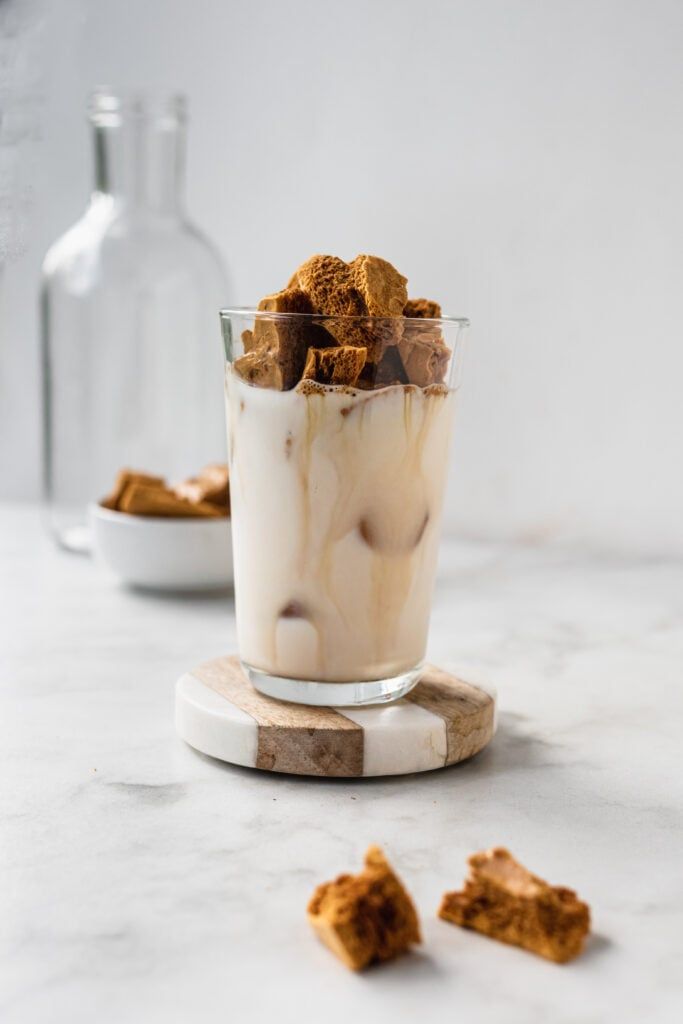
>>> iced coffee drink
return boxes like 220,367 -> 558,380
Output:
221,255 -> 468,706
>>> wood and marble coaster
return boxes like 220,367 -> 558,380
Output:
175,656 -> 495,778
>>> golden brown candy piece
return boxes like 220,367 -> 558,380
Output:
349,254 -> 408,317
399,295 -> 448,383
233,349 -> 285,390
175,464 -> 230,513
404,298 -> 442,319
252,287 -> 313,347
289,254 -> 367,351
308,846 -> 421,971
351,254 -> 408,363
241,328 -> 256,354
302,346 -> 367,387
398,332 -> 450,387
118,483 -> 224,519
245,254 -> 446,388
438,848 -> 591,964
234,287 -> 316,390
235,288 -> 316,389
289,255 -> 364,318
100,469 -> 165,511
292,253 -> 408,363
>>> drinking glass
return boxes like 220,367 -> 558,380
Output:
221,309 -> 468,706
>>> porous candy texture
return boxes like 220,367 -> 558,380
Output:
236,254 -> 447,390
308,846 -> 421,971
439,847 -> 591,964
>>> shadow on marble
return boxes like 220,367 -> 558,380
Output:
104,781 -> 187,805
359,948 -> 445,982
126,583 -> 234,602
462,710 -> 567,776
578,932 -> 613,963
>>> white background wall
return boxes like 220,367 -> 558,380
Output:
2,0 -> 682,553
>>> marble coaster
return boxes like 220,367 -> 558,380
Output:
175,656 -> 495,778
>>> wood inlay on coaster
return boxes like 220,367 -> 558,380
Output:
175,655 -> 495,778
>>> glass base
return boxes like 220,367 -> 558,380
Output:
54,523 -> 92,555
244,661 -> 423,707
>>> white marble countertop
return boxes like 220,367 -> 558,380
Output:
2,505 -> 682,1023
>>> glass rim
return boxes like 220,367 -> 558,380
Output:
220,306 -> 469,328
88,89 -> 187,125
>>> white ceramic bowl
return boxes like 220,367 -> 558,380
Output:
90,504 -> 233,591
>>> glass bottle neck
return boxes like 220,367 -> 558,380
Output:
92,119 -> 185,217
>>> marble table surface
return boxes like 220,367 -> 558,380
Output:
1,505 -> 681,1024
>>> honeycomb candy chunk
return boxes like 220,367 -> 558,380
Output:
302,345 -> 367,387
233,349 -> 286,390
100,469 -> 165,511
439,847 -> 591,963
246,287 -> 316,388
398,332 -> 450,387
290,254 -> 367,350
175,464 -> 229,513
349,254 -> 408,317
252,287 -> 313,346
118,483 -> 224,518
289,255 -> 363,318
308,846 -> 421,971
404,297 -> 442,319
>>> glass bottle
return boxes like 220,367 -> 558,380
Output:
41,90 -> 229,552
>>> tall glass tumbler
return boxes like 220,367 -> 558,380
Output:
221,309 -> 468,706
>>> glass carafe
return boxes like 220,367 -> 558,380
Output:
41,90 -> 229,552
